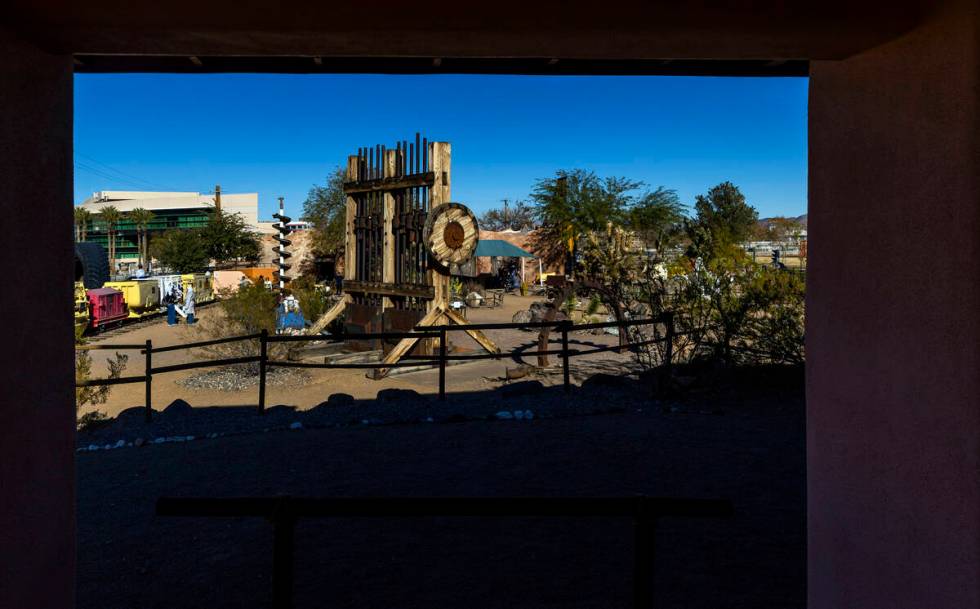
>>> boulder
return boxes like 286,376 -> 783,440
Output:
162,398 -> 193,417
498,380 -> 545,398
324,393 -> 355,407
511,309 -> 532,325
377,388 -> 421,403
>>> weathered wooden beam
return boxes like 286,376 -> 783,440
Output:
442,306 -> 500,354
307,294 -> 348,335
344,155 -> 358,282
342,172 -> 435,194
372,306 -> 445,379
427,141 -> 452,315
382,150 -> 397,309
344,280 -> 434,299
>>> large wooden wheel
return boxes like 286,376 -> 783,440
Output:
424,202 -> 479,270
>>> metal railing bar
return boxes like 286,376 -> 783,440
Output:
146,333 -> 263,354
75,375 -> 148,387
76,343 -> 147,351
156,495 -> 733,520
150,355 -> 263,375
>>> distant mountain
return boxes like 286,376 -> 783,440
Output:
758,214 -> 807,228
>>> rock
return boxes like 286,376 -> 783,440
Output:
327,393 -> 356,407
511,309 -> 532,325
582,373 -> 631,390
505,365 -> 531,380
495,411 -> 513,420
162,398 -> 193,417
134,438 -> 145,447
289,421 -> 303,430
377,388 -> 421,403
185,435 -> 195,441
498,380 -> 545,398
87,444 -> 99,451
117,406 -> 149,426
524,410 -> 534,420
675,376 -> 698,389
514,410 -> 525,420
153,437 -> 166,444
113,439 -> 125,448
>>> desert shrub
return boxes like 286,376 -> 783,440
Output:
77,411 -> 111,432
290,275 -> 332,322
579,224 -> 805,369
75,331 -> 128,428
192,282 -> 291,371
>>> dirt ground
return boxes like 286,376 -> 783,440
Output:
81,294 -> 637,418
77,375 -> 805,609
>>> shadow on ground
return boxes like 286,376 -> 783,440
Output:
77,365 -> 805,609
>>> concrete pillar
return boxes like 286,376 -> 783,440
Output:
808,3 -> 979,608
0,29 -> 75,609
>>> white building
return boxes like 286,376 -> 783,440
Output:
78,190 -> 262,231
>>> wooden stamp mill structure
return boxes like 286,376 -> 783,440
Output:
310,135 -> 499,377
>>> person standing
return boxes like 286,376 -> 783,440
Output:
182,283 -> 196,324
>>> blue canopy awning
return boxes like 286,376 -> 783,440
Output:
475,239 -> 535,258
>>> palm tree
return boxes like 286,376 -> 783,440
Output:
98,205 -> 122,270
73,207 -> 92,242
128,207 -> 154,267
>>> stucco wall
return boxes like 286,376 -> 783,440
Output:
807,3 -> 980,607
0,28 -> 75,609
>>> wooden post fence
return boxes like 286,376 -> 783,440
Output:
438,327 -> 447,400
144,339 -> 152,423
77,314 -> 677,419
560,320 -> 571,393
156,495 -> 732,609
258,329 -> 268,415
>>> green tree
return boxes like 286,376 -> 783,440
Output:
686,181 -> 758,261
150,229 -> 210,273
199,209 -> 260,266
302,167 -> 347,257
128,207 -> 154,266
74,207 -> 92,242
98,205 -> 122,268
627,187 -> 687,255
479,200 -> 537,231
529,169 -> 642,268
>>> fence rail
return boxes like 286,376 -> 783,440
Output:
76,313 -> 675,421
156,493 -> 731,609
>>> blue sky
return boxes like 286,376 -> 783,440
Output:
74,74 -> 808,220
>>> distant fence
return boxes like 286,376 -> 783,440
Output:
76,313 -> 675,422
157,493 -> 731,609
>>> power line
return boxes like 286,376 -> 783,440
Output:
74,152 -> 183,191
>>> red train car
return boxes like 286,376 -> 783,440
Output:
87,288 -> 129,329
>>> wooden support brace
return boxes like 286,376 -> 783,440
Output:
372,306 -> 445,378
307,294 -> 348,335
442,306 -> 500,354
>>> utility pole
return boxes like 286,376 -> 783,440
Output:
214,184 -> 222,214
502,198 -> 509,225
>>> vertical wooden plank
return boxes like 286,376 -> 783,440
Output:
382,150 -> 397,309
427,141 -> 452,314
344,155 -> 358,282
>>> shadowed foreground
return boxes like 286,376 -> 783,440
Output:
77,371 -> 804,608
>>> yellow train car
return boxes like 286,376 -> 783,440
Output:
74,281 -> 89,332
103,279 -> 161,318
181,273 -> 215,304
